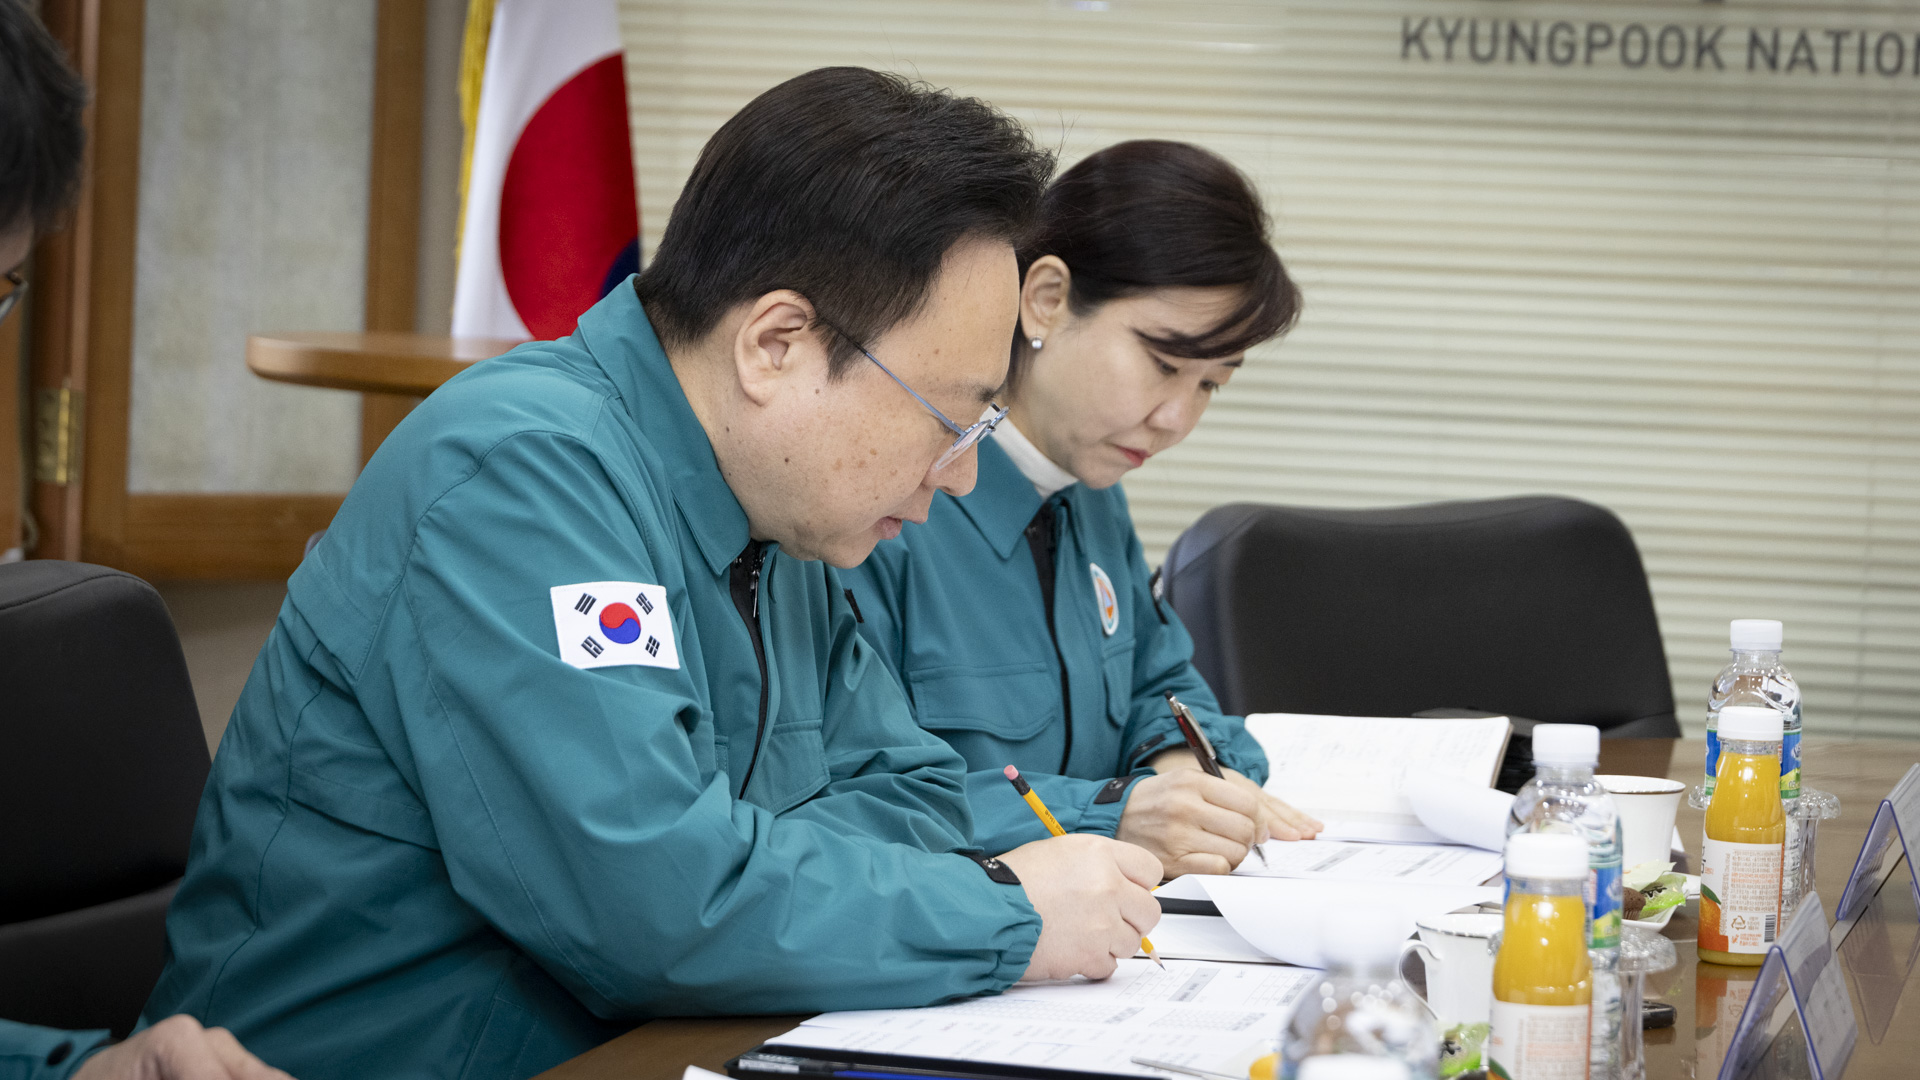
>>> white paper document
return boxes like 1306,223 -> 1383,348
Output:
1245,714 -> 1511,844
1403,779 -> 1515,854
1236,838 -> 1503,886
1141,913 -> 1272,965
775,959 -> 1318,1078
1198,875 -> 1502,968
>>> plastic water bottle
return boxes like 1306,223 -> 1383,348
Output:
1280,907 -> 1437,1080
1700,619 -> 1804,917
1506,724 -> 1622,1080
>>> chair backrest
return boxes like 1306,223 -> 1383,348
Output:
0,561 -> 210,1031
1161,496 -> 1680,737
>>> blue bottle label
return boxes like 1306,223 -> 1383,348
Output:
1704,725 -> 1721,797
1589,858 -> 1622,950
1780,727 -> 1802,801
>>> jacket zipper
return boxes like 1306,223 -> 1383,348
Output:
731,541 -> 771,798
1025,502 -> 1074,774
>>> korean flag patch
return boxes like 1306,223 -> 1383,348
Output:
550,582 -> 680,670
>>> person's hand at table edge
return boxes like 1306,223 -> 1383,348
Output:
75,1015 -> 296,1080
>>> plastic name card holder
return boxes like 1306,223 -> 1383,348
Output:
1836,763 -> 1920,924
1717,890 -> 1857,1080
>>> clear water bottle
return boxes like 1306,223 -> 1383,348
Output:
1280,907 -> 1437,1080
1699,619 -> 1804,917
1506,724 -> 1622,1080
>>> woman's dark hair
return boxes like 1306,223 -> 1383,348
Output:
0,0 -> 88,235
1014,140 -> 1299,383
636,67 -> 1054,376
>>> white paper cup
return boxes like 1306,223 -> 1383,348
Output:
1399,912 -> 1502,1027
1598,774 -> 1686,872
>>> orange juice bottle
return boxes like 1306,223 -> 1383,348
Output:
1489,833 -> 1592,1080
1698,705 -> 1786,966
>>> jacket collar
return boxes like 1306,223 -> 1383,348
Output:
953,436 -> 1052,560
574,279 -> 750,577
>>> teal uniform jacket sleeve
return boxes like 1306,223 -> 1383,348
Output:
1114,519 -> 1270,787
961,768 -> 1140,854
0,1022 -> 109,1080
384,427 -> 1038,1016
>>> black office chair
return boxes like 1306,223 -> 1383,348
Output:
0,561 -> 210,1035
1161,496 -> 1681,745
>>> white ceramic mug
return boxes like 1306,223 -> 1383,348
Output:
1597,774 -> 1686,872
1398,912 -> 1503,1028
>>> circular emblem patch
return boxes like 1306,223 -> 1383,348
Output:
1089,563 -> 1119,636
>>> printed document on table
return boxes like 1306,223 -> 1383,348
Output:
1236,838 -> 1503,886
1245,713 -> 1510,844
770,959 -> 1318,1078
1192,875 -> 1503,968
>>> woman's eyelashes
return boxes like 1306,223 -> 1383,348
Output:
1151,354 -> 1224,394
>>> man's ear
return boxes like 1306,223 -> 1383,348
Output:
1019,255 -> 1071,342
732,290 -> 820,406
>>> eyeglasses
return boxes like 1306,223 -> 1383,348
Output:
819,316 -> 1008,472
0,271 -> 24,325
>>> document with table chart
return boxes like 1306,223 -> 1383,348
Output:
768,959 -> 1318,1078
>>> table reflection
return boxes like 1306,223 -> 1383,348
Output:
1838,869 -> 1920,1046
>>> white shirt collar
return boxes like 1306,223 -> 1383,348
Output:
991,419 -> 1078,499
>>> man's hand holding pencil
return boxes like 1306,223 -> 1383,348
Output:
998,765 -> 1165,981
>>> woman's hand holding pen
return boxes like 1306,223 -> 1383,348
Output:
1118,766 -> 1261,876
1135,752 -> 1324,873
1218,768 -> 1323,845
999,834 -> 1163,982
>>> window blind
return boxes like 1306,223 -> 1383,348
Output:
619,0 -> 1920,740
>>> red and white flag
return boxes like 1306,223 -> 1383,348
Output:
452,0 -> 639,341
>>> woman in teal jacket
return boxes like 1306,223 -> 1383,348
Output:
847,141 -> 1321,876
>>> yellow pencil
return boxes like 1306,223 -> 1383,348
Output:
1002,764 -> 1165,970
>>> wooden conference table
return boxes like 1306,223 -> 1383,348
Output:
536,735 -> 1920,1080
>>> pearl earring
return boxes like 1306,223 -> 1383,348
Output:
1030,337 -> 1044,350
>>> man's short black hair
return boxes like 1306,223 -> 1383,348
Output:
0,0 -> 88,236
635,66 -> 1053,376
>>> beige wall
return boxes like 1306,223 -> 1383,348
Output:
127,0 -> 466,494
128,0 -> 374,493
620,0 -> 1920,739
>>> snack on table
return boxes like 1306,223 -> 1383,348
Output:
1622,860 -> 1687,921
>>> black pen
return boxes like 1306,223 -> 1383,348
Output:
1165,692 -> 1267,867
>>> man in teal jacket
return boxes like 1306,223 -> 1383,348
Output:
144,68 -> 1161,1080
850,435 -> 1269,858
